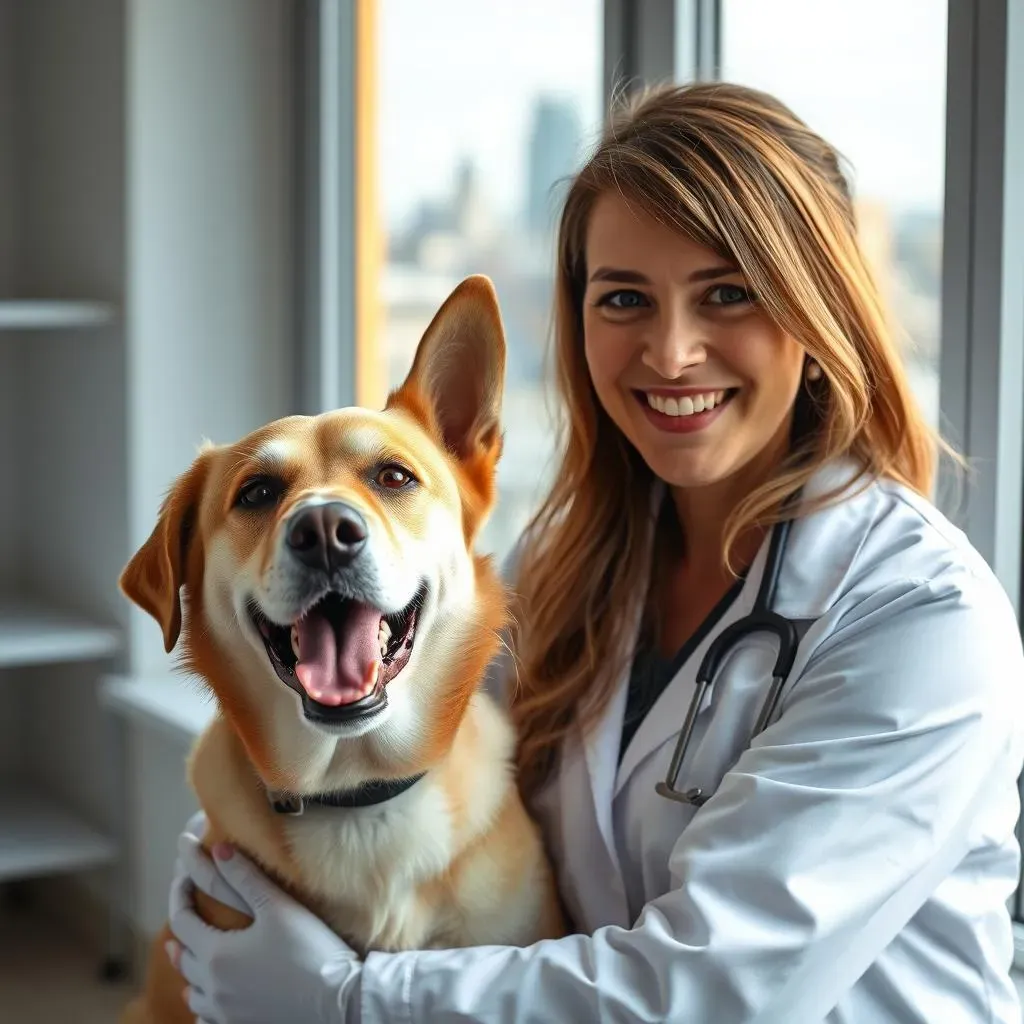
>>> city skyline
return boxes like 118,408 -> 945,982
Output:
379,0 -> 948,230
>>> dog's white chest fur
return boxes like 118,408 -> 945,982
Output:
190,694 -> 553,956
284,780 -> 461,951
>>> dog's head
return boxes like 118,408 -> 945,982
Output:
120,276 -> 508,783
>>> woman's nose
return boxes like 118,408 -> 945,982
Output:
640,312 -> 707,379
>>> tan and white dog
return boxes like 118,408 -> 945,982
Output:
118,276 -> 565,1024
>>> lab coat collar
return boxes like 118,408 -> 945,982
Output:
573,482 -> 661,927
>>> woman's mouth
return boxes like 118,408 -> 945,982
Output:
635,388 -> 738,434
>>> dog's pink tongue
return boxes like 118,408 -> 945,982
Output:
294,602 -> 381,706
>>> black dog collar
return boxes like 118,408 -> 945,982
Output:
267,773 -> 427,816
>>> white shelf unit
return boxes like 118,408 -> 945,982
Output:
0,282 -> 122,884
0,598 -> 121,669
0,596 -> 122,893
0,299 -> 116,331
0,2 -> 127,967
0,509 -> 121,894
0,788 -> 116,884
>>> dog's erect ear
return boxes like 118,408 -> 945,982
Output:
119,451 -> 212,653
388,275 -> 506,462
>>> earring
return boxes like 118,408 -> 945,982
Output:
805,359 -> 823,382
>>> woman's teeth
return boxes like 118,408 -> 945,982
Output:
646,389 -> 726,417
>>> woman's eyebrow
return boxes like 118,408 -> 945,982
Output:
687,264 -> 740,282
587,264 -> 739,284
588,267 -> 650,284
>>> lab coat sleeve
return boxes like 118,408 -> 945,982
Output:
358,569 -> 1024,1023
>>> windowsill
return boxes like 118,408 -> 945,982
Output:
99,672 -> 215,744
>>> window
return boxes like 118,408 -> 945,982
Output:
712,0 -> 948,431
371,0 -> 604,559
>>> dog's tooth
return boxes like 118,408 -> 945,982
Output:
365,659 -> 380,693
290,625 -> 300,659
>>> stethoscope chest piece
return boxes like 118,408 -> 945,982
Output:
655,781 -> 708,806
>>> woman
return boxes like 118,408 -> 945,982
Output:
165,82 -> 1024,1022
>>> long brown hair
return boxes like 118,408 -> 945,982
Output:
510,81 -> 944,799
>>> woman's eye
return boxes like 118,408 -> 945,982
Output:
705,283 -> 753,306
376,464 -> 417,490
598,289 -> 649,310
236,477 -> 284,510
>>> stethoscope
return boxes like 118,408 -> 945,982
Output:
655,514 -> 799,807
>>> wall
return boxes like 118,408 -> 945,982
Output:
122,0 -> 295,937
128,723 -> 202,938
127,0 -> 296,675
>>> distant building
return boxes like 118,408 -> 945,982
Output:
525,96 -> 583,238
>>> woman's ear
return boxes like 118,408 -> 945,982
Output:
120,451 -> 212,653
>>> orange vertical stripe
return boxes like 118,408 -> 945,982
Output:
355,0 -> 384,409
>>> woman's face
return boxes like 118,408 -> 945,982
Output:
582,192 -> 807,495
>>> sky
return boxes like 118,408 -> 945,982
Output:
377,0 -> 948,230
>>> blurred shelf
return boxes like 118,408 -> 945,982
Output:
101,673 -> 216,745
0,598 -> 121,668
0,300 -> 116,330
0,787 -> 115,882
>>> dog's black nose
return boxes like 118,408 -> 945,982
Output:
286,502 -> 368,572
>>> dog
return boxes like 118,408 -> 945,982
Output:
117,276 -> 566,1023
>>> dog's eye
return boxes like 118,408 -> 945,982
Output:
236,476 -> 284,509
375,464 -> 416,490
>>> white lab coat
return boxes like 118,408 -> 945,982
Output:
358,459 -> 1024,1023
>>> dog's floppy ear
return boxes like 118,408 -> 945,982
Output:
388,275 -> 506,463
119,450 -> 212,653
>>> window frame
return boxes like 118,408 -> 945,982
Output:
295,0 -> 380,415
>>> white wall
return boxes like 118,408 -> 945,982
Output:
128,724 -> 202,938
127,0 -> 296,674
123,0 -> 295,937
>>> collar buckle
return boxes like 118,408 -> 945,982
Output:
267,790 -> 305,816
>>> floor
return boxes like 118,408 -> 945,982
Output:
0,905 -> 135,1023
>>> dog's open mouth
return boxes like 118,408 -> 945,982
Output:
249,586 -> 425,726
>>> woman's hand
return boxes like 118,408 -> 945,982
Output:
167,823 -> 361,1024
